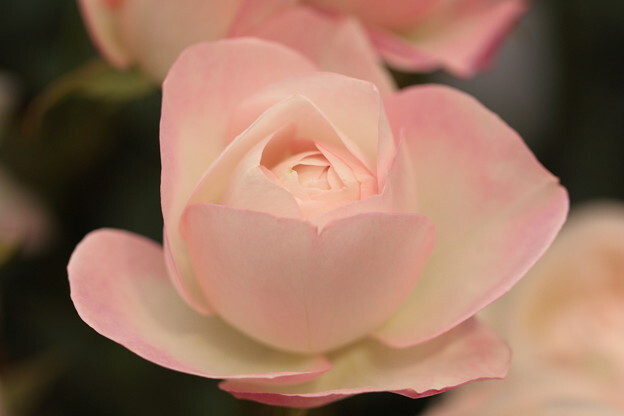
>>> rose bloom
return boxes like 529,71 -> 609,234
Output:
78,0 -> 527,90
425,204 -> 624,415
68,39 -> 567,408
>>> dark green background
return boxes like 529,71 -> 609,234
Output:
0,1 -> 622,415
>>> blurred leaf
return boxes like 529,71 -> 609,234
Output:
22,60 -> 155,138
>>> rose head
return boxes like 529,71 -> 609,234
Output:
68,39 -> 567,407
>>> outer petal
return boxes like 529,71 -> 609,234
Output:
181,204 -> 434,354
77,0 -> 132,68
161,39 -> 315,315
117,0 -> 244,80
220,319 -> 510,408
374,85 -> 568,347
68,229 -> 330,382
251,5 -> 395,97
369,0 -> 529,77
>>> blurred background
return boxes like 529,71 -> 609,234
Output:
0,0 -> 622,415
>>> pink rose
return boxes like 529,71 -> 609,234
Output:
426,204 -> 624,415
68,39 -> 567,408
77,0 -> 394,95
308,0 -> 530,77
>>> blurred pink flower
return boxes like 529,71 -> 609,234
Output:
68,39 -> 567,407
307,0 -> 530,77
0,74 -> 51,259
425,203 -> 624,415
77,0 -> 394,95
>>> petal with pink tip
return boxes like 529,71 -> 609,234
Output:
181,204 -> 434,354
251,5 -> 395,97
373,85 -> 568,347
160,39 -> 315,315
220,319 -> 510,408
369,0 -> 529,77
68,229 -> 330,381
78,0 -> 132,68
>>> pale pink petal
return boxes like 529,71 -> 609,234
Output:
228,72 -> 395,183
220,319 -> 510,408
369,0 -> 529,77
373,85 -> 568,347
161,39 -> 314,314
251,5 -> 395,97
188,94 -> 345,218
181,203 -> 434,354
68,229 -> 330,381
78,0 -> 132,68
307,0 -> 440,30
228,0 -> 299,35
117,0 -> 244,80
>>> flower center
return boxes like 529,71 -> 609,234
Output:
262,141 -> 377,218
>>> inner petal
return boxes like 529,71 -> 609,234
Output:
263,140 -> 377,218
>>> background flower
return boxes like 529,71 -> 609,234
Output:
425,203 -> 624,415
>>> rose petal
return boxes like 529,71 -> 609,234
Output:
161,39 -> 315,315
252,5 -> 395,97
181,204 -> 434,354
228,72 -> 395,180
220,319 -> 510,408
307,0 -> 441,30
68,229 -> 330,381
117,0 -> 244,80
78,0 -> 132,68
373,85 -> 568,347
368,0 -> 529,77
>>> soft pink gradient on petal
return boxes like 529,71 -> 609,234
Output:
181,203 -> 434,354
307,0 -> 440,30
68,229 -> 330,381
251,5 -> 395,97
227,72 -> 395,181
373,85 -> 568,347
369,0 -> 529,77
228,0 -> 298,35
77,0 -> 131,68
160,39 -> 314,314
220,319 -> 510,408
